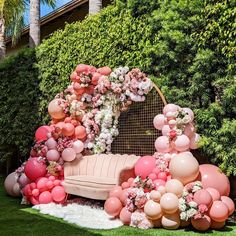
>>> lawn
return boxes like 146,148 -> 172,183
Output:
0,178 -> 235,236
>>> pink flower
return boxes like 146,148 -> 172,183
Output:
186,193 -> 194,203
193,212 -> 202,220
198,204 -> 208,214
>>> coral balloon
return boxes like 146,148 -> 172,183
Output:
165,179 -> 184,198
169,153 -> 199,185
39,191 -> 53,204
160,193 -> 179,214
199,164 -> 230,196
144,200 -> 163,220
109,186 -> 123,198
191,214 -> 211,231
62,123 -> 75,136
119,207 -> 132,225
46,149 -> 60,161
120,189 -> 129,206
35,126 -> 51,142
72,140 -> 84,153
62,148 -> 76,162
194,189 -> 213,207
163,104 -> 179,116
173,135 -> 190,152
74,126 -> 87,140
189,133 -> 200,149
161,212 -> 180,230
155,136 -> 171,153
134,156 -> 156,179
211,220 -> 225,229
209,201 -> 229,222
121,182 -> 129,189
206,188 -> 220,201
48,99 -> 66,119
221,196 -> 235,215
153,114 -> 166,130
51,186 -> 66,202
97,66 -> 112,76
104,197 -> 122,217
45,138 -> 57,150
24,158 -> 47,181
36,177 -> 48,192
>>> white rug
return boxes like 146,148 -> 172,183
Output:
33,203 -> 123,229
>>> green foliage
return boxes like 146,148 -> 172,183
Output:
0,48 -> 40,164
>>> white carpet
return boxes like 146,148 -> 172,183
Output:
33,203 -> 123,229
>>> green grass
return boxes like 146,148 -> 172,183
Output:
0,178 -> 235,236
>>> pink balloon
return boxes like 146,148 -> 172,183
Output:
199,164 -> 230,196
18,173 -> 31,188
46,149 -> 60,162
39,191 -> 53,204
183,108 -> 194,122
162,125 -> 171,136
154,179 -> 166,189
173,135 -> 190,152
53,179 -> 61,186
148,173 -> 157,181
51,186 -> 66,202
205,188 -> 220,201
48,99 -> 66,120
189,133 -> 200,149
36,177 -> 48,192
134,156 -> 156,179
45,138 -> 57,150
119,189 -> 129,206
23,184 -> 32,197
62,148 -> 76,162
184,123 -> 195,138
221,196 -> 235,215
163,104 -> 179,115
157,172 -> 167,181
35,126 -> 51,142
119,207 -> 132,225
48,176 -> 56,181
30,196 -> 39,205
155,136 -> 171,153
193,189 -> 213,207
109,186 -> 123,198
24,158 -> 47,181
191,214 -> 211,231
104,197 -> 122,217
72,140 -> 84,153
32,188 -> 40,197
153,114 -> 166,130
209,201 -> 229,222
121,182 -> 130,189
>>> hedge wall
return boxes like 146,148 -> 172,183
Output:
0,49 -> 40,171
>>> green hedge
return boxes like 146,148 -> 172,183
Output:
0,49 -> 40,166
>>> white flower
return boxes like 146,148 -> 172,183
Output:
180,212 -> 188,221
188,201 -> 198,208
182,190 -> 189,197
179,198 -> 186,205
179,204 -> 187,212
187,208 -> 197,218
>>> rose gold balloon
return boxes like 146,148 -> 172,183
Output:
221,196 -> 235,215
109,186 -> 123,199
119,207 -> 132,225
160,193 -> 179,214
150,190 -> 161,202
74,126 -> 87,140
180,220 -> 190,228
191,214 -> 211,231
119,189 -> 128,206
48,99 -> 66,119
144,200 -> 163,220
211,220 -> 225,229
199,164 -> 230,196
161,212 -> 180,230
104,197 -> 123,217
206,188 -> 221,201
62,123 -> 75,136
152,218 -> 162,228
169,153 -> 199,185
193,189 -> 213,207
165,179 -> 184,198
209,201 -> 229,222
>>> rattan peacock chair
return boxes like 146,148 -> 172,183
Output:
111,83 -> 167,156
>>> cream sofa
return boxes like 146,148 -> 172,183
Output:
62,154 -> 140,200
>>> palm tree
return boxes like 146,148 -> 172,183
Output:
89,0 -> 102,15
0,0 -> 25,59
29,0 -> 55,47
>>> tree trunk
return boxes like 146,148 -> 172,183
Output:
29,0 -> 40,47
0,18 -> 6,59
89,0 -> 102,15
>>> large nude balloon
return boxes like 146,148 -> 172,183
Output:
144,200 -> 163,220
165,179 -> 184,198
160,193 -> 179,214
161,212 -> 180,230
48,99 -> 66,119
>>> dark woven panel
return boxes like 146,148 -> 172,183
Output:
111,88 -> 165,156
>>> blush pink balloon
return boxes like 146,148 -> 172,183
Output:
24,158 -> 47,181
72,140 -> 84,153
39,191 -> 53,204
206,188 -> 220,201
45,138 -> 57,150
154,179 -> 166,189
148,173 -> 157,181
165,179 -> 184,198
189,133 -> 200,149
209,200 -> 229,222
119,207 -> 132,225
46,180 -> 54,190
36,177 -> 48,192
150,190 -> 161,202
183,107 -> 194,122
121,182 -> 130,189
199,164 -> 230,196
155,136 -> 171,153
109,186 -> 123,198
163,104 -> 179,115
162,125 -> 171,136
18,173 -> 31,188
51,186 -> 66,202
46,149 -> 60,161
134,156 -> 156,179
120,189 -> 129,206
153,114 -> 166,130
35,126 -> 51,142
184,123 -> 195,138
48,99 -> 66,120
32,188 -> 40,197
62,148 -> 76,162
160,193 -> 179,214
30,196 -> 39,205
173,135 -> 190,152
193,189 -> 213,207
221,196 -> 235,215
191,214 -> 211,231
157,172 -> 167,181
144,200 -> 163,220
104,197 -> 122,217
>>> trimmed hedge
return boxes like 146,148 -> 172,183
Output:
0,49 -> 40,167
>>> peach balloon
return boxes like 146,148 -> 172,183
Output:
144,200 -> 163,220
199,164 -> 230,196
211,220 -> 225,229
157,186 -> 166,195
61,148 -> 76,162
191,214 -> 211,231
173,135 -> 190,152
160,193 -> 179,214
46,149 -> 60,161
153,114 -> 166,130
209,201 -> 229,222
184,123 -> 195,138
74,126 -> 87,140
119,207 -> 132,225
221,196 -> 235,215
121,182 -> 130,189
163,104 -> 179,115
189,133 -> 200,149
161,212 -> 180,230
48,99 -> 66,119
120,189 -> 128,206
155,136 -> 171,153
162,125 -> 171,136
109,186 -> 123,198
165,179 -> 184,198
169,153 -> 199,185
150,190 -> 161,202
183,107 -> 194,122
62,123 -> 75,136
206,188 -> 220,201
193,189 -> 213,207
104,197 -> 122,217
